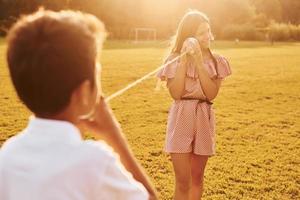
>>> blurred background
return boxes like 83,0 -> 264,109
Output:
0,0 -> 300,41
0,1 -> 299,199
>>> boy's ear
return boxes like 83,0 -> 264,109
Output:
71,80 -> 92,108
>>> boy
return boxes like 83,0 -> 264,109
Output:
0,9 -> 157,200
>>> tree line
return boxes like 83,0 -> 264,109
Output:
1,0 -> 300,40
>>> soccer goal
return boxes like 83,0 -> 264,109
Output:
132,28 -> 157,43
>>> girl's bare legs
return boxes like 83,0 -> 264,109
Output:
190,154 -> 208,200
170,153 -> 192,200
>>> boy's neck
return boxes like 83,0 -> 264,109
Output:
35,110 -> 78,127
35,112 -> 84,137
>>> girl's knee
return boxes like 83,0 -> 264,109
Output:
175,176 -> 191,192
191,169 -> 205,185
176,181 -> 191,192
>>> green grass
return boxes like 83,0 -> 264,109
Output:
0,38 -> 299,199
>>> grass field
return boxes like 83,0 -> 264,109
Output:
0,38 -> 299,199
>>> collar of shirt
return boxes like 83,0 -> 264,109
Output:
23,116 -> 82,143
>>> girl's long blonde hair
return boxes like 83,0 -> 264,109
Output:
157,10 -> 218,91
171,10 -> 209,54
168,10 -> 218,73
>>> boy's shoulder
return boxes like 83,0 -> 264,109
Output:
0,133 -> 118,168
80,140 -> 119,165
78,140 -> 128,182
0,132 -> 25,153
82,140 -> 115,157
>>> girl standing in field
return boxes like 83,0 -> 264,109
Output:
157,10 -> 232,200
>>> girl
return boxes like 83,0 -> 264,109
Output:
157,10 -> 232,200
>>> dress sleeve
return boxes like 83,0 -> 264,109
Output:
207,55 -> 232,80
214,55 -> 232,80
156,55 -> 179,81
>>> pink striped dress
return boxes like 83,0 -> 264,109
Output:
157,54 -> 232,155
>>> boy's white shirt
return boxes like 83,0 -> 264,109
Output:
0,116 -> 148,200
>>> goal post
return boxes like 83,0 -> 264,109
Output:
133,28 -> 157,42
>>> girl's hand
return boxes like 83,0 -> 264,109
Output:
182,37 -> 203,62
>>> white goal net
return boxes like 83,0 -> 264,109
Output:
132,28 -> 157,42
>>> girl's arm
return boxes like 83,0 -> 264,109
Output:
191,47 -> 221,101
195,57 -> 222,101
167,55 -> 188,100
